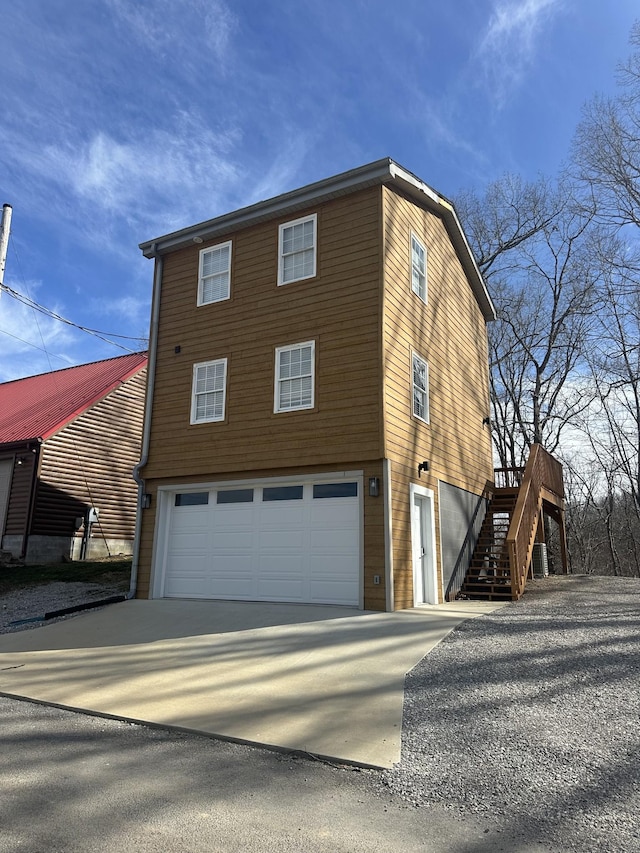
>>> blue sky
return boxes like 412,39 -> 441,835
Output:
0,0 -> 637,382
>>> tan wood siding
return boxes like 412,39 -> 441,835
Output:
31,369 -> 146,543
143,188 -> 383,481
381,186 -> 494,607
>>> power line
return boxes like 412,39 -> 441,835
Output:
0,326 -> 74,361
0,283 -> 149,351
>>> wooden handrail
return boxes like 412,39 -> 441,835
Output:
505,444 -> 565,599
494,467 -> 525,489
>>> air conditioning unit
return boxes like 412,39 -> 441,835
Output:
532,542 -> 549,578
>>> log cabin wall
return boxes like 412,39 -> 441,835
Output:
27,368 -> 147,562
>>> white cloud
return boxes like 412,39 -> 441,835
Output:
4,111 -> 242,250
106,0 -> 237,65
474,0 -> 564,107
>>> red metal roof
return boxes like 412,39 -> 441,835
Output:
0,352 -> 148,445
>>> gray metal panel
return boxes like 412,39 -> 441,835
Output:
439,482 -> 487,595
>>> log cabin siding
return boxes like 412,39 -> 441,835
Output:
31,369 -> 146,541
143,187 -> 384,480
381,186 -> 493,607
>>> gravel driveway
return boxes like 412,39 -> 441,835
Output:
2,573 -> 639,852
379,574 -> 640,853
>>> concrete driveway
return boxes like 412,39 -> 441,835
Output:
0,598 -> 501,768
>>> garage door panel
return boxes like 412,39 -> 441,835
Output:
213,504 -> 254,526
309,580 -> 358,604
258,553 -> 307,574
170,506 -> 210,526
259,529 -> 305,549
311,501 -> 359,526
168,531 -> 209,552
260,503 -> 305,524
257,579 -> 305,600
309,528 -> 358,552
165,560 -> 209,597
213,532 -> 254,550
209,575 -> 254,598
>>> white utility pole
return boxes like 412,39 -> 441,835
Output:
0,203 -> 12,296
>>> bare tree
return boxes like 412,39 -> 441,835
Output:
573,22 -> 640,230
457,178 -> 600,467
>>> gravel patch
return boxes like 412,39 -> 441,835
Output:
378,574 -> 640,853
0,581 -> 127,634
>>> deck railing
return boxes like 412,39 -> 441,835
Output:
494,467 -> 525,489
506,444 -> 565,599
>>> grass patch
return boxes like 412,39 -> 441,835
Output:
0,557 -> 132,595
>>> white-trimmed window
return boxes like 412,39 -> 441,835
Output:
191,359 -> 227,424
411,233 -> 427,303
274,341 -> 315,412
412,352 -> 429,423
198,241 -> 231,305
278,214 -> 317,285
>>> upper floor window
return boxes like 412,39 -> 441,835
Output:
191,358 -> 227,424
412,352 -> 429,423
411,234 -> 427,303
198,241 -> 231,305
274,341 -> 315,412
278,214 -> 317,285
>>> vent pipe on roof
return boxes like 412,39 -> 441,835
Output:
0,204 -> 12,292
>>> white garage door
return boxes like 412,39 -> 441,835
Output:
160,479 -> 360,605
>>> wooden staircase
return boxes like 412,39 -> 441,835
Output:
458,444 -> 567,602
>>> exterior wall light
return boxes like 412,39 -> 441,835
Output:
368,477 -> 380,497
417,461 -> 429,477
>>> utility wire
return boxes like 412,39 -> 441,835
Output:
1,282 -> 148,351
0,327 -> 72,361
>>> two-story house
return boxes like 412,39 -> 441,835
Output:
133,159 -> 496,611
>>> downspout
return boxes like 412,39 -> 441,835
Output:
384,458 -> 394,612
129,248 -> 162,599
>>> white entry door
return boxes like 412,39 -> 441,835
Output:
410,485 -> 437,605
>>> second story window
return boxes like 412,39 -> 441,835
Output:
191,358 -> 227,424
278,214 -> 317,285
198,241 -> 231,305
412,352 -> 429,423
274,341 -> 315,412
411,234 -> 427,303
